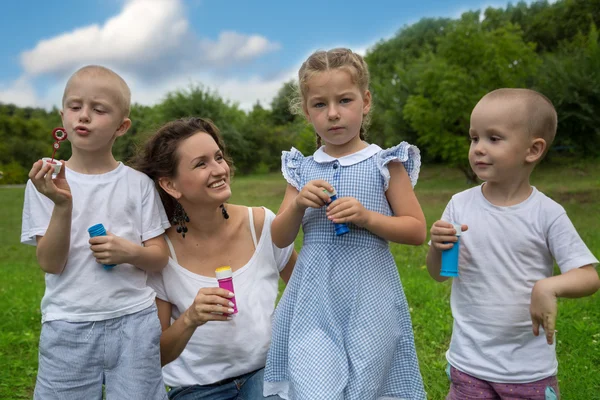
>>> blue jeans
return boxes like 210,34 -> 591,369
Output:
168,368 -> 281,400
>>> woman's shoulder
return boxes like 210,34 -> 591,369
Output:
230,205 -> 277,243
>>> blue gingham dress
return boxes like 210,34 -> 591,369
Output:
264,143 -> 426,400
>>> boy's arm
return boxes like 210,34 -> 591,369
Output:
89,234 -> 169,273
427,220 -> 468,282
426,245 -> 447,282
28,160 -> 73,274
36,204 -> 72,274
531,265 -> 599,344
131,236 -> 169,272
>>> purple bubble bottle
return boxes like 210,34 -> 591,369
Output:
215,266 -> 237,314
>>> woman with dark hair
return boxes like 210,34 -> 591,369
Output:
134,117 -> 295,400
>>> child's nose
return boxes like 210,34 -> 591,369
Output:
327,105 -> 340,120
473,141 -> 486,154
78,107 -> 91,122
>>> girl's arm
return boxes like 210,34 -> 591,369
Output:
364,162 -> 426,245
272,181 -> 332,248
279,250 -> 298,284
271,185 -> 304,248
156,287 -> 234,366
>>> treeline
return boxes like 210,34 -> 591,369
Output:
1,0 -> 598,183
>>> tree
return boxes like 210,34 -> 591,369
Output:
366,17 -> 452,149
270,80 -> 298,126
403,12 -> 541,181
535,23 -> 600,158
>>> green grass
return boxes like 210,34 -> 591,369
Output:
1,163 -> 599,399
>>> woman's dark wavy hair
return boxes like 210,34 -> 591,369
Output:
131,117 -> 234,221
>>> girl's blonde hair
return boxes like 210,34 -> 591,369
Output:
291,48 -> 372,148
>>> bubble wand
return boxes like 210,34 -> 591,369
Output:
42,128 -> 68,175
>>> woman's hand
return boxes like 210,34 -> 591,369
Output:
183,287 -> 236,327
294,179 -> 333,211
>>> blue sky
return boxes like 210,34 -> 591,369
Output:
0,0 -> 516,110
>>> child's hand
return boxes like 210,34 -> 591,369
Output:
326,196 -> 370,227
89,232 -> 139,266
429,220 -> 468,251
294,179 -> 333,211
530,279 -> 558,345
28,160 -> 72,206
183,287 -> 236,327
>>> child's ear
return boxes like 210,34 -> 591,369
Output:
158,177 -> 182,200
526,138 -> 546,163
362,90 -> 372,115
115,118 -> 132,138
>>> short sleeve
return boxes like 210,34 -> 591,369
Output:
140,175 -> 171,243
20,180 -> 54,246
547,213 -> 599,273
264,208 -> 294,271
281,147 -> 305,191
376,142 -> 421,190
147,270 -> 169,301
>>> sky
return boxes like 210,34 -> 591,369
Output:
0,0 -> 520,111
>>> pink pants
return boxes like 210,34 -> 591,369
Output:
447,365 -> 559,400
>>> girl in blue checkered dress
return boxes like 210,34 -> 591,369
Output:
264,48 -> 427,400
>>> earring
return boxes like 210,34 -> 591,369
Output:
220,204 -> 230,220
172,202 -> 190,238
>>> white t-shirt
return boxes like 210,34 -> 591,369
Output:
148,207 -> 293,387
440,185 -> 598,383
21,163 -> 170,323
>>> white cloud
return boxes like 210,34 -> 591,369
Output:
19,0 -> 279,79
128,69 -> 296,111
0,76 -> 39,108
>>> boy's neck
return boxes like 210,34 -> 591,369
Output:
481,172 -> 534,207
67,149 -> 120,174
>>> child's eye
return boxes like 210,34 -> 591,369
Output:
70,106 -> 81,111
490,136 -> 501,142
313,102 -> 325,108
470,137 -> 478,142
340,98 -> 352,104
94,108 -> 106,114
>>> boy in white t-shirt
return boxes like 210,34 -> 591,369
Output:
427,88 -> 599,399
21,65 -> 170,400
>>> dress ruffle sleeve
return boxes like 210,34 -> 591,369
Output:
376,142 -> 421,190
281,147 -> 305,191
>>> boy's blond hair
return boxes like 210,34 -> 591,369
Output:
482,88 -> 557,159
62,65 -> 131,117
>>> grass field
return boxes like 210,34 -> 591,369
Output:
1,163 -> 599,399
